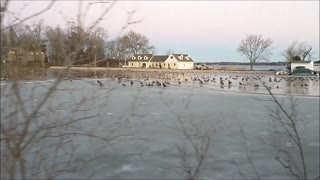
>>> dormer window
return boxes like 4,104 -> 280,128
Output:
179,55 -> 183,60
171,56 -> 173,59
132,56 -> 136,60
144,56 -> 148,60
138,56 -> 142,60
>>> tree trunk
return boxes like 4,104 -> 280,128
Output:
250,63 -> 253,70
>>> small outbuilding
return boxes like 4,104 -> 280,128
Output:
290,61 -> 314,73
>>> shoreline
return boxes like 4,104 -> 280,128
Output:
47,66 -> 275,80
49,66 -> 275,74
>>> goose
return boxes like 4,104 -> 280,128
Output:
131,80 -> 134,86
97,80 -> 103,86
122,83 -> 127,87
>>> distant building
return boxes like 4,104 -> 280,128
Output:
127,53 -> 194,69
314,60 -> 320,72
6,48 -> 45,64
290,61 -> 314,72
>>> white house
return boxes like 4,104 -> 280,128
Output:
290,61 -> 314,72
127,53 -> 194,69
314,61 -> 320,72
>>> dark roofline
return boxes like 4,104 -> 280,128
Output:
172,54 -> 194,62
150,55 -> 169,62
291,61 -> 312,63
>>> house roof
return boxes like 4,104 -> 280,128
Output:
314,60 -> 320,64
291,61 -> 312,64
128,54 -> 153,62
172,54 -> 194,62
150,55 -> 169,62
128,53 -> 195,63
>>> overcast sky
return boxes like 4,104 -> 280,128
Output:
5,0 -> 320,62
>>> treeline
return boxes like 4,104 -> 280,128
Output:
0,20 -> 155,66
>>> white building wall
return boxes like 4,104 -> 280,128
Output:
291,62 -> 314,72
314,63 -> 320,72
128,61 -> 150,68
177,62 -> 194,69
128,61 -> 140,68
164,55 -> 179,69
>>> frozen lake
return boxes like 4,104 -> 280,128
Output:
1,74 -> 319,179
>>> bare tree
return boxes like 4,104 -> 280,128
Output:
0,77 -> 141,179
1,0 -> 56,28
45,26 -> 67,66
105,38 -> 127,67
171,118 -> 211,180
227,127 -> 261,180
245,83 -> 320,180
266,87 -> 308,180
237,34 -> 273,70
104,31 -> 154,66
118,30 -> 155,55
1,1 -> 145,179
281,41 -> 313,63
162,96 -> 212,180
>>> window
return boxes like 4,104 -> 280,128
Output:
171,56 -> 173,59
138,56 -> 142,60
132,63 -> 133,66
164,63 -> 166,66
144,56 -> 148,60
132,56 -> 136,60
174,63 -> 176,66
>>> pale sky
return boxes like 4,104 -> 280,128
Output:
5,0 -> 320,62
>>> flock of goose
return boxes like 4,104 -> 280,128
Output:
93,74 -> 319,90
